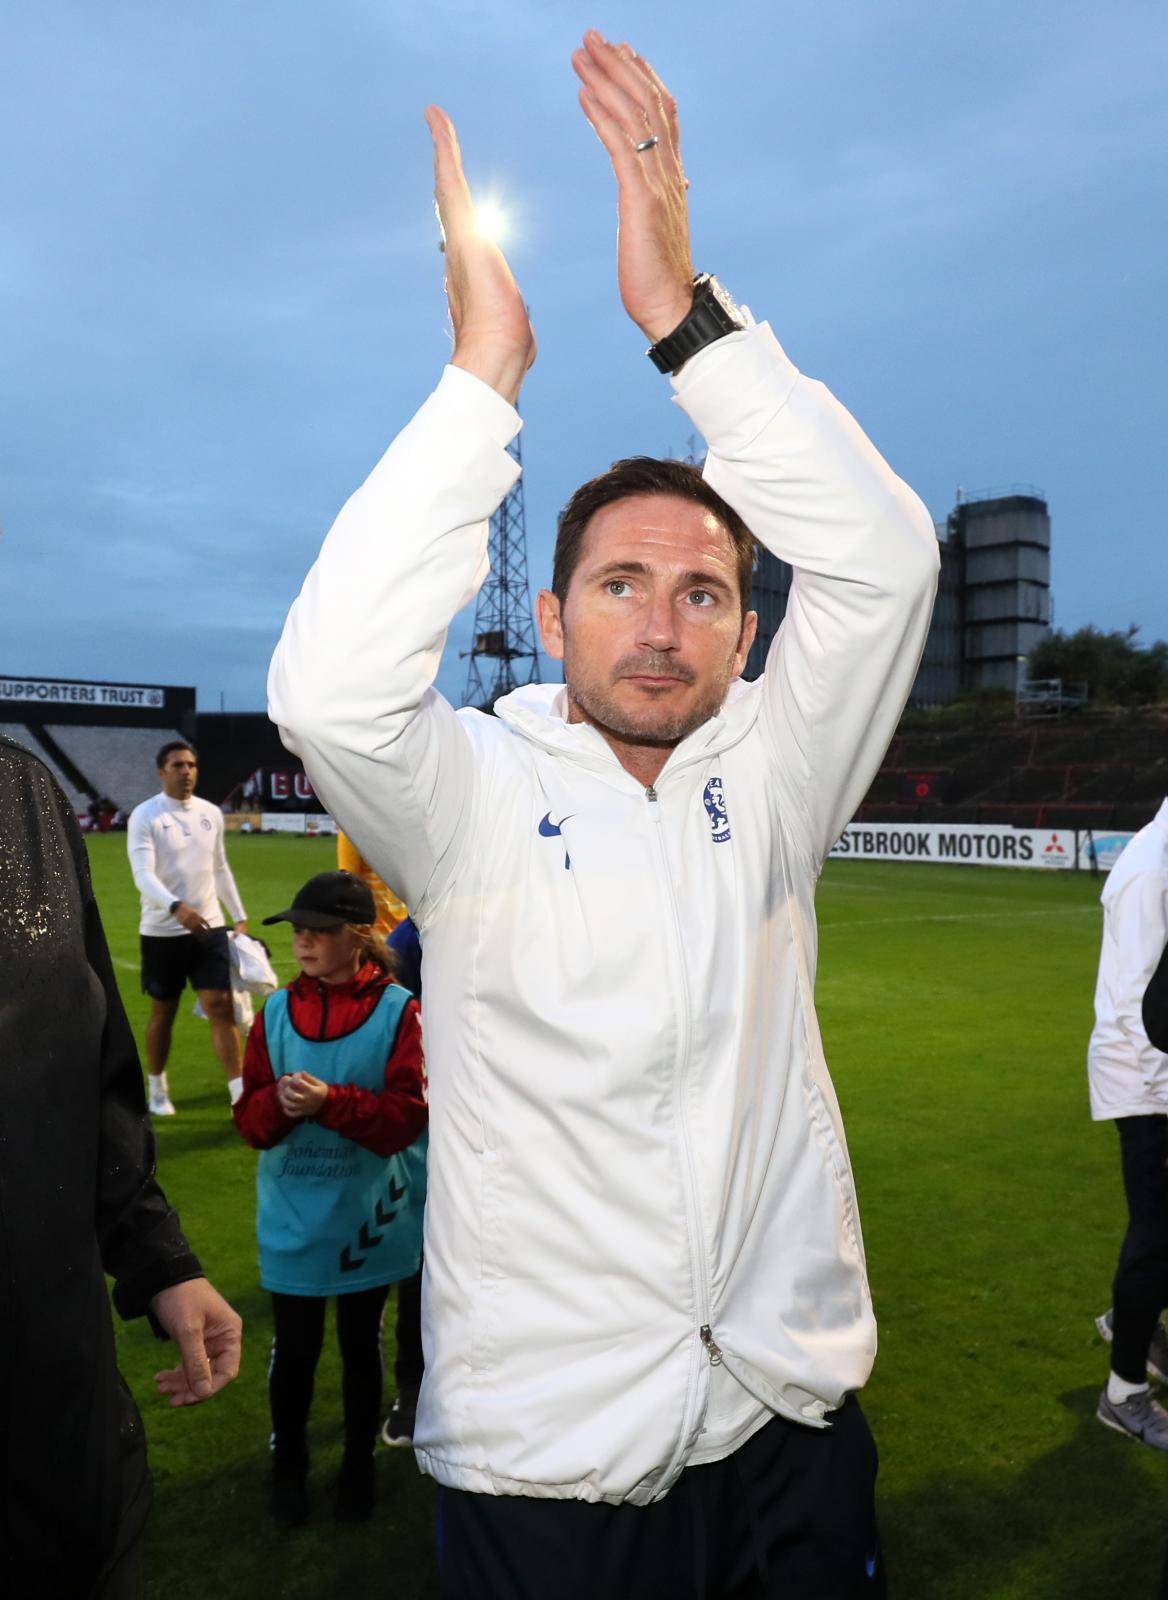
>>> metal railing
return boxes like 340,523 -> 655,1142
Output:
1016,677 -> 1088,717
955,483 -> 1047,505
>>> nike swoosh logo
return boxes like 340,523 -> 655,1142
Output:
538,812 -> 573,837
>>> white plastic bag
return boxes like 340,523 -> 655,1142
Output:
229,931 -> 279,997
191,932 -> 276,1035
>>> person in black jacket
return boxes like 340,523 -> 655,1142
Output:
0,734 -> 243,1598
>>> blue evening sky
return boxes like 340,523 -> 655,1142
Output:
2,1 -> 1164,711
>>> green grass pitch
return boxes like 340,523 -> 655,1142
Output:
84,833 -> 1165,1598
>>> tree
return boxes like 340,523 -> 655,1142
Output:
1028,625 -> 1168,706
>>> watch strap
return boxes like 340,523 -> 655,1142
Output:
647,274 -> 745,375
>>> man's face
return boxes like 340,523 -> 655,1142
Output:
159,748 -> 198,800
537,494 -> 756,748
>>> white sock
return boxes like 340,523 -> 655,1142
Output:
150,1072 -> 169,1094
1108,1371 -> 1150,1404
227,1075 -> 244,1106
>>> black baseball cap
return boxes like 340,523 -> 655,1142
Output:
262,870 -> 377,930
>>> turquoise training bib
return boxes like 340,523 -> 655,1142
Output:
256,984 -> 427,1296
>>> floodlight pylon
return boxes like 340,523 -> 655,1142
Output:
462,430 -> 541,711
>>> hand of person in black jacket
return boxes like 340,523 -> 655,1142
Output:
152,1277 -> 243,1406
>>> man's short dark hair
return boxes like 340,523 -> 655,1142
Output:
552,457 -> 756,611
157,740 -> 197,770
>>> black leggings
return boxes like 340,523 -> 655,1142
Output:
270,1286 -> 389,1462
1112,1114 -> 1168,1384
394,1266 -> 424,1394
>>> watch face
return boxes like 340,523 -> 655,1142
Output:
705,276 -> 743,324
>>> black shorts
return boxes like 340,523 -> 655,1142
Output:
436,1395 -> 884,1600
140,929 -> 231,1001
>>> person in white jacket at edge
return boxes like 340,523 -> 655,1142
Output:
269,32 -> 938,1600
1088,798 -> 1168,1450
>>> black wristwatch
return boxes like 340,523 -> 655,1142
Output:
647,274 -> 746,375
168,899 -> 181,915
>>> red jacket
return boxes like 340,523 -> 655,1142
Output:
233,962 -> 426,1159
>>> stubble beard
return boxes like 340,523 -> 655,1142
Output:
564,647 -> 735,748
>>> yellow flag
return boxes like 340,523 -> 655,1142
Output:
337,832 -> 408,938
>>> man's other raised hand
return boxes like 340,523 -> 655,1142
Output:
426,34 -> 693,399
425,104 -> 536,408
573,32 -> 694,346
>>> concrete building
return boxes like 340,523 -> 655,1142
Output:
952,491 -> 1052,696
745,488 -> 1052,705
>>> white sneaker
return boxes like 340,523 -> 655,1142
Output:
148,1079 -> 176,1116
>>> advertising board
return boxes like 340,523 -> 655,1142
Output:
259,813 -> 338,835
829,822 -> 1077,869
1076,831 -> 1135,872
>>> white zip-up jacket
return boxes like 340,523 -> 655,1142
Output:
1087,799 -> 1168,1120
269,320 -> 939,1505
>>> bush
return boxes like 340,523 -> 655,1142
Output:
1028,625 -> 1168,706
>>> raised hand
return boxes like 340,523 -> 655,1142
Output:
425,104 -> 536,406
572,32 -> 694,344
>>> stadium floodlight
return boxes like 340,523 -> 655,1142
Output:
473,198 -> 509,245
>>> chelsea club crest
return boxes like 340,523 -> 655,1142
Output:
703,776 -> 731,844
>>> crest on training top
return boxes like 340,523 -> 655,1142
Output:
703,776 -> 731,844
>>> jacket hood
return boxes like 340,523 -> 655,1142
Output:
492,677 -> 762,782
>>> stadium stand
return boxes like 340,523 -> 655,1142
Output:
1067,764 -> 1133,803
1,683 -> 319,818
5,713 -> 318,815
1130,758 -> 1168,803
856,712 -> 1168,832
0,677 -> 197,821
47,724 -> 186,811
